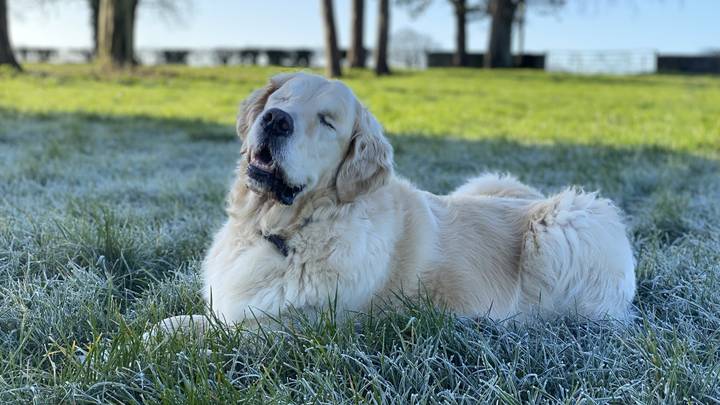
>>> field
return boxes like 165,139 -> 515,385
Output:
1,65 -> 719,403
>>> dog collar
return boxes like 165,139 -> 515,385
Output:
259,216 -> 312,258
263,233 -> 289,257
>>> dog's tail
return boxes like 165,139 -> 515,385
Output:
518,188 -> 636,322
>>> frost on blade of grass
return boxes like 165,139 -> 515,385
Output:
1,69 -> 720,403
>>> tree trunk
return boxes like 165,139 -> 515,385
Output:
374,0 -> 390,75
97,0 -> 138,68
453,0 -> 467,67
89,0 -> 100,55
0,0 -> 21,70
348,0 -> 365,68
485,0 -> 517,68
321,0 -> 342,77
514,0 -> 525,67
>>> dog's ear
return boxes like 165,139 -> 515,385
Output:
336,106 -> 394,203
236,73 -> 296,141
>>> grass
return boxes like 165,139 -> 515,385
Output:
0,64 -> 719,403
2,64 -> 720,152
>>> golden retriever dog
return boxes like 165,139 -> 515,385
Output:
155,72 -> 636,335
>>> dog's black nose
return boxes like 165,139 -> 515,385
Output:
261,108 -> 293,137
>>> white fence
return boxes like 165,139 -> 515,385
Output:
545,50 -> 657,75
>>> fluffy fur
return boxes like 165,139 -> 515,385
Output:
156,73 -> 636,334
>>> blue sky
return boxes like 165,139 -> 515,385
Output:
8,0 -> 720,53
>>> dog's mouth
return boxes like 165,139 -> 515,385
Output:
247,144 -> 304,205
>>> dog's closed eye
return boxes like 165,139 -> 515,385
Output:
318,113 -> 335,130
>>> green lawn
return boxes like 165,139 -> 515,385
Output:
1,65 -> 719,403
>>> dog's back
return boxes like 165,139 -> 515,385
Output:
420,174 -> 636,321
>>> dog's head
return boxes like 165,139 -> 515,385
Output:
236,72 -> 393,205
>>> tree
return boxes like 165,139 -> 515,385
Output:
94,0 -> 188,65
398,0 -> 487,67
485,0 -> 516,67
89,0 -> 100,53
14,0 -> 188,66
374,0 -> 390,75
348,0 -> 365,68
400,0 -> 562,68
0,0 -> 21,70
321,0 -> 342,77
452,0 -> 468,66
485,0 -> 564,68
97,0 -> 139,67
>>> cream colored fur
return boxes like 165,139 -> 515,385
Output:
155,73 -> 636,335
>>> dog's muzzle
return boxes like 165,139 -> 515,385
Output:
247,143 -> 304,205
246,108 -> 303,205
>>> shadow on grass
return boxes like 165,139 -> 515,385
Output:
2,107 -> 717,229
1,109 -> 720,402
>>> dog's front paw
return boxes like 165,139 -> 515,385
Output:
143,315 -> 211,342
